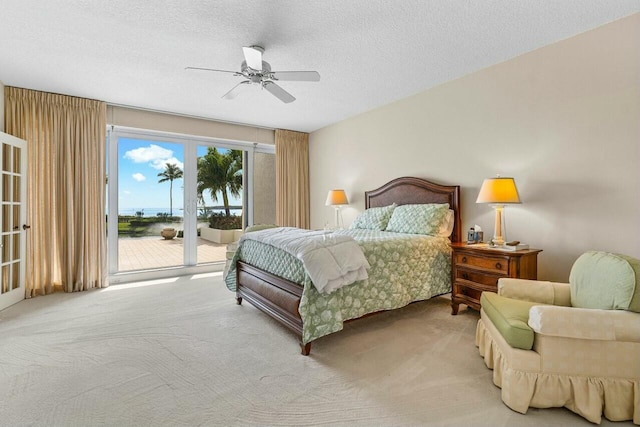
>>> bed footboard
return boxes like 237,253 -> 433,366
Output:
235,261 -> 311,355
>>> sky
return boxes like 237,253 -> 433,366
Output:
117,137 -> 242,216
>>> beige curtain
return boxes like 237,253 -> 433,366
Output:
5,87 -> 107,295
275,129 -> 309,228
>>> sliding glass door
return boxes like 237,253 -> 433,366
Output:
196,145 -> 244,264
114,137 -> 187,271
107,128 -> 256,279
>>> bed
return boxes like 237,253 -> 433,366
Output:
226,177 -> 461,355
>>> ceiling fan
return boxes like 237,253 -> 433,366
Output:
186,46 -> 320,104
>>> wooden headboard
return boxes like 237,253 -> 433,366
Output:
365,176 -> 462,243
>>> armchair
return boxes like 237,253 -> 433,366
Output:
476,251 -> 640,424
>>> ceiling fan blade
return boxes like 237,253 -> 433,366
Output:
271,71 -> 321,82
242,46 -> 264,71
222,81 -> 251,100
185,66 -> 238,75
263,81 -> 295,103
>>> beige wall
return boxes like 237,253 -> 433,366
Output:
253,152 -> 276,225
0,80 -> 4,132
107,105 -> 275,145
309,14 -> 640,282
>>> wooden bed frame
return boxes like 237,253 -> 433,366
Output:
235,176 -> 461,355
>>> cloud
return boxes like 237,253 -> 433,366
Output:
132,173 -> 146,182
124,144 -> 184,170
123,190 -> 131,195
152,157 -> 183,171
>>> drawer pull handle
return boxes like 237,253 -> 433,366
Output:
496,262 -> 502,269
462,273 -> 468,280
462,256 -> 467,263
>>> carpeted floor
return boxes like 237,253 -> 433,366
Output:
0,273 -> 630,426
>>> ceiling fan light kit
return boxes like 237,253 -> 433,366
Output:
186,45 -> 320,104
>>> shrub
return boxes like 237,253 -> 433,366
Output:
208,213 -> 242,230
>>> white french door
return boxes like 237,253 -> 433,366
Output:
0,132 -> 27,311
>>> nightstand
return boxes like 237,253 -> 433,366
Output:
450,243 -> 542,315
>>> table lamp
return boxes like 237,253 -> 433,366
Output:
476,177 -> 521,246
325,189 -> 349,229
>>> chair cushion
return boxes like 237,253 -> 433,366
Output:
569,251 -> 639,312
481,292 -> 540,350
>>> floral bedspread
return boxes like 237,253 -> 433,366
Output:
225,229 -> 452,344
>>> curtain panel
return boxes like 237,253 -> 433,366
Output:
275,129 -> 309,229
5,87 -> 107,295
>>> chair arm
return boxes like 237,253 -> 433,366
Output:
528,305 -> 640,342
498,278 -> 571,306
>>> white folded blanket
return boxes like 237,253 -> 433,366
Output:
239,227 -> 370,294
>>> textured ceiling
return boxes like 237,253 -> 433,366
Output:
0,1 -> 638,133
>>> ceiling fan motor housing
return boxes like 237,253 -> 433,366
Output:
241,60 -> 273,84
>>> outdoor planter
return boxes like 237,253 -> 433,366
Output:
200,227 -> 241,244
161,227 -> 177,240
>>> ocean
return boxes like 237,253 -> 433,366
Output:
118,207 -> 242,217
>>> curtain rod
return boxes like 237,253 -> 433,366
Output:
106,102 -> 276,132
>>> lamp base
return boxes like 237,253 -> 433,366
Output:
491,205 -> 506,247
333,206 -> 344,229
491,236 -> 505,246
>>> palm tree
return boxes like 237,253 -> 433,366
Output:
157,163 -> 183,217
197,148 -> 242,216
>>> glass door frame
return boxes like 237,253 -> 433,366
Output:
107,126 -> 262,282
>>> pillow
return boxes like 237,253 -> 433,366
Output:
569,251 -> 639,312
385,203 -> 450,235
437,209 -> 455,238
350,203 -> 397,231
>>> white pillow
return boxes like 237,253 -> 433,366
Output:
437,209 -> 455,237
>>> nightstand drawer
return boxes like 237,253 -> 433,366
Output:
450,243 -> 542,315
456,269 -> 501,287
454,253 -> 508,274
456,285 -> 483,304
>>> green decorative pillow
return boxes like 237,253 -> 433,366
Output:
385,203 -> 450,235
569,251 -> 639,312
350,203 -> 397,231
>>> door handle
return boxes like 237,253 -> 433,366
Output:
22,224 -> 31,230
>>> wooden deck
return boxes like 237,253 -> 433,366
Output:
118,237 -> 227,271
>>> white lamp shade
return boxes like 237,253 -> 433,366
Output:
476,177 -> 521,204
325,189 -> 349,206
